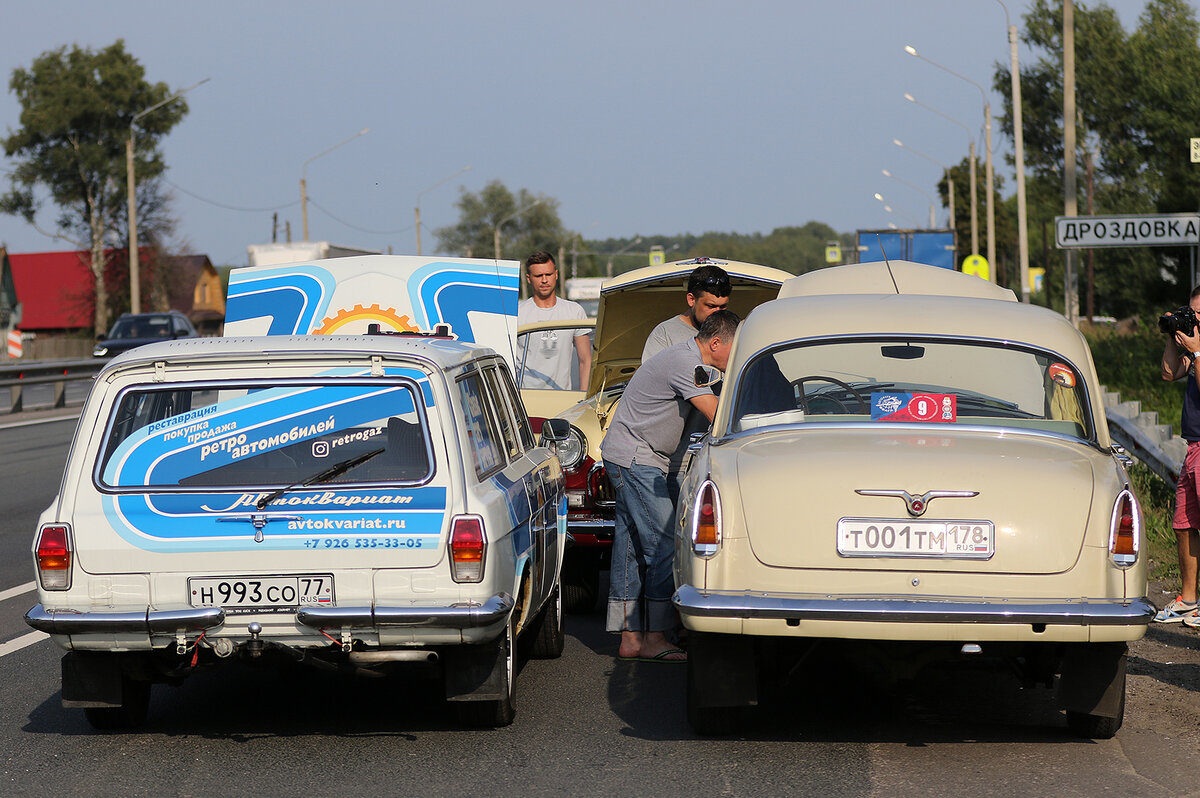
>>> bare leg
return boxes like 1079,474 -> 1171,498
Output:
1180,528 -> 1200,604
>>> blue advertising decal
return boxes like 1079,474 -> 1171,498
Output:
225,264 -> 336,335
101,486 -> 448,552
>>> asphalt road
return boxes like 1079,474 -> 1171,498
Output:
0,416 -> 1195,797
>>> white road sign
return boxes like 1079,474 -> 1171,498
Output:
1055,213 -> 1200,248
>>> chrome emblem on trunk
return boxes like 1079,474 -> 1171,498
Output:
855,489 -> 978,517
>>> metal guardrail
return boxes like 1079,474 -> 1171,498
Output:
0,358 -> 106,414
1102,385 -> 1186,489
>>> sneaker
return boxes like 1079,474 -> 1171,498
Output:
1184,614 -> 1200,629
1155,596 -> 1199,623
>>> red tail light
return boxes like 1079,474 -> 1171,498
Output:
450,515 -> 486,582
1109,490 -> 1139,566
35,524 -> 72,590
691,481 -> 721,557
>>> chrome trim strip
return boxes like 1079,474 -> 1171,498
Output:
296,592 -> 514,630
672,585 -> 1155,626
566,520 -> 614,532
24,604 -> 225,635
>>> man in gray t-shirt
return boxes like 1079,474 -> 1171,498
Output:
601,309 -> 740,663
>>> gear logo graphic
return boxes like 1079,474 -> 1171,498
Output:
314,304 -> 420,335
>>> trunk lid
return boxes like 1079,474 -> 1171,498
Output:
731,427 -> 1098,574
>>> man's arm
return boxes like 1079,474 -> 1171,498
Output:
1165,327 -> 1200,381
574,333 -> 592,392
688,393 -> 719,422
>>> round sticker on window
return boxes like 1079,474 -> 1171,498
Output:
1049,363 -> 1076,388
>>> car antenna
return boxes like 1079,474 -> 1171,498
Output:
875,234 -> 900,295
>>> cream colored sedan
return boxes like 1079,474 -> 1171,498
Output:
674,260 -> 1152,738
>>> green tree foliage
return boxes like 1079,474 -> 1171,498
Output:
434,179 -> 570,261
994,0 -> 1200,318
1,40 -> 188,332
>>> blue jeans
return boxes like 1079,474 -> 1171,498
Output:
605,459 -> 678,633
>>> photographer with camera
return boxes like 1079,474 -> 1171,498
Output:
1158,289 -> 1200,624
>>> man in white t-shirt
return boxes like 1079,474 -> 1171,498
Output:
516,251 -> 592,391
641,262 -> 732,361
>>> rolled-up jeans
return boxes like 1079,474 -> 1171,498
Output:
605,458 -> 677,633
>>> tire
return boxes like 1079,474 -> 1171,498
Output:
686,654 -> 743,737
1066,683 -> 1125,739
83,677 -> 151,731
453,618 -> 516,728
561,551 -> 599,614
525,587 -> 565,660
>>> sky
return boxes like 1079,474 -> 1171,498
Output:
0,0 -> 1185,268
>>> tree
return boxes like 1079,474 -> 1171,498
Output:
1,40 -> 188,332
994,0 -> 1200,318
434,179 -> 571,261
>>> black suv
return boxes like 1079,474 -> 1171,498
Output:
93,311 -> 199,358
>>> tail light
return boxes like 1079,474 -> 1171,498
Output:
449,515 -> 486,582
691,480 -> 721,557
1109,490 -> 1140,567
35,524 -> 72,590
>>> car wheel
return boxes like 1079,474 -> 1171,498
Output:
453,617 -> 516,728
525,586 -> 565,660
1058,642 -> 1126,739
83,677 -> 151,731
561,551 -> 599,614
686,654 -> 743,737
1066,677 -> 1125,739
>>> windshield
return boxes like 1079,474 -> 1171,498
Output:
108,315 -> 174,340
515,324 -> 593,391
731,339 -> 1092,441
98,380 -> 431,489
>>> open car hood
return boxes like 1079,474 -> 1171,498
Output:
588,259 -> 791,397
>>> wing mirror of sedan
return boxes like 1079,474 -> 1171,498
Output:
540,418 -> 570,443
694,365 -> 723,388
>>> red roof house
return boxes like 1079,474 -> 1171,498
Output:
7,251 -> 93,332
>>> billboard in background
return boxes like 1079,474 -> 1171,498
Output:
857,229 -> 955,270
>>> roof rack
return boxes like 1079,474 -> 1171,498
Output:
364,322 -> 456,339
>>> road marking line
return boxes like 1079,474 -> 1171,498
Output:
0,412 -> 81,430
0,582 -> 35,603
0,631 -> 48,658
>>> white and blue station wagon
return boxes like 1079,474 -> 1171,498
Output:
26,332 -> 566,729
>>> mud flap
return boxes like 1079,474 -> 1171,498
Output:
1057,642 -> 1127,718
61,652 -> 124,708
690,632 -> 758,709
443,640 -> 506,702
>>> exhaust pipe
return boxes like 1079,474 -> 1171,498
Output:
348,650 -> 439,664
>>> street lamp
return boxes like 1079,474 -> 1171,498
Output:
893,138 -> 955,236
414,165 -> 471,255
882,169 -> 936,228
493,199 -> 542,261
126,77 -> 209,314
996,0 -> 1031,303
301,128 -> 369,241
874,193 -> 923,229
904,92 -> 978,258
606,236 -> 643,277
905,45 -> 994,281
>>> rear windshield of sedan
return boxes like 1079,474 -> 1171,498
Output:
97,381 -> 431,489
732,339 -> 1092,440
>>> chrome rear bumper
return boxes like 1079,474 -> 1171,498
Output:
25,604 -> 225,635
25,592 -> 515,636
297,593 -> 514,630
672,585 -> 1156,626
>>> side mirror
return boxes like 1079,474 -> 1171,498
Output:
694,364 -> 722,388
540,417 -> 570,442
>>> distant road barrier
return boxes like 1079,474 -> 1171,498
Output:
0,358 -> 106,414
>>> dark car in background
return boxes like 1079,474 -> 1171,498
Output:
93,310 -> 198,358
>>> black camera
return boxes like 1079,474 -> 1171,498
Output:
1160,306 -> 1200,335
